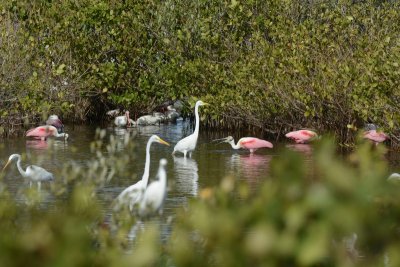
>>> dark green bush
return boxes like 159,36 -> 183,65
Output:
0,0 -> 399,145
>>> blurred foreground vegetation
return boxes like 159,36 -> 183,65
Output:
0,133 -> 399,267
0,0 -> 399,145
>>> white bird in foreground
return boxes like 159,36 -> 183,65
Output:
172,100 -> 208,157
114,135 -> 170,211
388,173 -> 400,181
139,158 -> 168,217
2,154 -> 54,189
114,110 -> 136,127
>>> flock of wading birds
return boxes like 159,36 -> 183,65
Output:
1,101 -> 394,216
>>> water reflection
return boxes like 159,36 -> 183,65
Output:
229,153 -> 272,189
26,139 -> 68,151
286,143 -> 313,156
173,156 -> 199,197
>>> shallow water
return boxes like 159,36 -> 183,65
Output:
1,120 -> 399,239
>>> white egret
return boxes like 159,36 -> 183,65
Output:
114,135 -> 170,211
139,158 -> 168,217
114,110 -> 136,127
2,154 -> 54,189
172,100 -> 208,157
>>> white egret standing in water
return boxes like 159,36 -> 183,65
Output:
2,154 -> 54,189
139,158 -> 168,216
172,100 -> 208,157
114,135 -> 170,210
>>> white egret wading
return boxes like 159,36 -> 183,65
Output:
114,135 -> 170,211
2,154 -> 54,189
139,158 -> 168,217
172,100 -> 207,157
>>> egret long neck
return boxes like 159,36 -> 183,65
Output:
142,140 -> 152,186
15,156 -> 27,177
193,103 -> 200,137
228,139 -> 241,150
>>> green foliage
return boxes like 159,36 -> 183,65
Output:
0,0 -> 399,144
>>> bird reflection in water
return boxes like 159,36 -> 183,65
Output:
229,153 -> 272,190
286,144 -> 313,156
26,139 -> 68,151
173,156 -> 199,197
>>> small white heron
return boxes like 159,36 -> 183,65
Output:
172,100 -> 208,157
2,154 -> 54,189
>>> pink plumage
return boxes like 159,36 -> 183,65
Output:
238,137 -> 273,150
285,130 -> 318,144
26,125 -> 59,141
363,130 -> 388,144
218,136 -> 273,154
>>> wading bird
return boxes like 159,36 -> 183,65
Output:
114,135 -> 170,211
285,130 -> 319,144
173,100 -> 207,157
363,129 -> 388,145
26,125 -> 69,141
139,158 -> 168,217
114,110 -> 135,127
46,114 -> 64,133
2,154 -> 54,189
215,136 -> 273,154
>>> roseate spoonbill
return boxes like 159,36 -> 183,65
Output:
2,154 -> 54,189
173,100 -> 208,157
114,135 -> 170,211
139,158 -> 168,216
363,130 -> 388,145
26,125 -> 69,141
285,130 -> 319,144
216,136 -> 273,154
46,114 -> 64,133
114,111 -> 136,127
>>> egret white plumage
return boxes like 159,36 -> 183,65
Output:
114,135 -> 170,211
139,158 -> 168,216
172,100 -> 208,157
2,154 -> 54,189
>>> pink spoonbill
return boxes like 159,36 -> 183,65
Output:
46,114 -> 64,133
216,136 -> 273,154
363,129 -> 388,145
26,125 -> 69,141
285,130 -> 319,144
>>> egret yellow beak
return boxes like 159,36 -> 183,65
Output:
157,137 -> 170,146
202,102 -> 209,106
2,160 -> 11,172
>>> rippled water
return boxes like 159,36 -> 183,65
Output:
1,120 -> 399,240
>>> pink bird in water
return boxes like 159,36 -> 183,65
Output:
285,130 -> 319,144
26,125 -> 69,141
363,130 -> 388,145
216,136 -> 273,154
